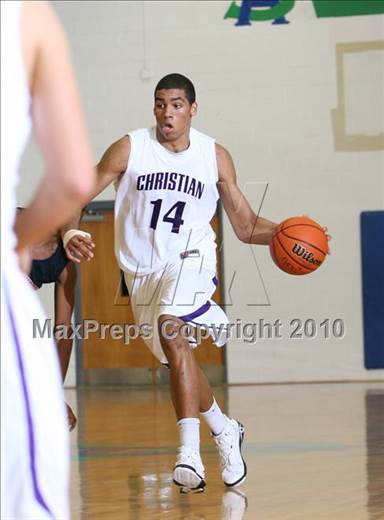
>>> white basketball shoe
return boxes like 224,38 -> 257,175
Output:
173,446 -> 206,493
213,416 -> 247,487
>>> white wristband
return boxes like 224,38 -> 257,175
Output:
63,229 -> 91,249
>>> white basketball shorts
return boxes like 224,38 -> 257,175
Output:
123,251 -> 229,364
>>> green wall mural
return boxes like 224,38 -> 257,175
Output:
312,0 -> 384,18
224,0 -> 384,26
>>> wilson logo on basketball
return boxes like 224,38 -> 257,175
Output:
291,243 -> 322,266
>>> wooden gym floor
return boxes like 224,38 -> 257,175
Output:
66,381 -> 384,519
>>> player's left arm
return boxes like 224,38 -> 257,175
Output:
216,143 -> 277,245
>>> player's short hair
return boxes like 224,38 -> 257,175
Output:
154,73 -> 196,104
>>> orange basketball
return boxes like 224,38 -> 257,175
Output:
270,216 -> 329,275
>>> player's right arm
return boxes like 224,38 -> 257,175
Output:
94,135 -> 131,196
62,136 -> 130,262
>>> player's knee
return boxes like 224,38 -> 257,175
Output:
162,340 -> 188,366
159,315 -> 178,337
158,315 -> 189,361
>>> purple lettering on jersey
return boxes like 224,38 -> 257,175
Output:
187,178 -> 196,196
136,172 -> 205,199
137,175 -> 145,190
168,172 -> 178,190
195,181 -> 204,199
154,172 -> 164,190
183,175 -> 190,193
177,174 -> 186,192
145,173 -> 155,190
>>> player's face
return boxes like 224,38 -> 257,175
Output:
154,89 -> 197,141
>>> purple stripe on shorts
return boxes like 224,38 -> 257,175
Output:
212,276 -> 218,287
178,300 -> 211,323
5,287 -> 53,517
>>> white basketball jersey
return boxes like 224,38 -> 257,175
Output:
115,127 -> 219,274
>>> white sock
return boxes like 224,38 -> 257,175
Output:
200,398 -> 227,436
178,418 -> 200,451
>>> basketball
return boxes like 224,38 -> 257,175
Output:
270,216 -> 329,275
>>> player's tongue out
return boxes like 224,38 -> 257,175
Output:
162,123 -> 173,134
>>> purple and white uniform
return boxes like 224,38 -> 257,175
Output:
1,2 -> 69,518
115,127 -> 229,363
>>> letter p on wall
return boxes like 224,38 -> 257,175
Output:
224,0 -> 295,26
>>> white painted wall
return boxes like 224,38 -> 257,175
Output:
17,1 -> 384,384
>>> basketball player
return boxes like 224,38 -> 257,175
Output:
1,1 -> 95,518
16,209 -> 95,431
71,73 -> 277,492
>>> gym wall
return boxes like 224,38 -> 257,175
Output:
17,1 -> 384,385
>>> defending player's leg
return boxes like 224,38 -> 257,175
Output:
158,315 -> 206,492
198,367 -> 247,487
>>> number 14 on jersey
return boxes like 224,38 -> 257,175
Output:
150,199 -> 186,234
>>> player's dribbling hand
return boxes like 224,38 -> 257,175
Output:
65,233 -> 95,263
66,402 -> 77,431
302,215 -> 332,254
323,226 -> 332,254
